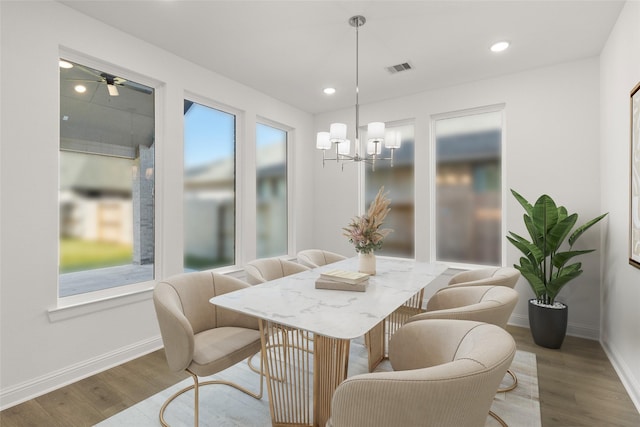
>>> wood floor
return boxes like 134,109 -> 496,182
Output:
1,326 -> 638,427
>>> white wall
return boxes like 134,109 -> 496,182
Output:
314,57 -> 604,339
0,1 -> 314,408
600,0 -> 640,411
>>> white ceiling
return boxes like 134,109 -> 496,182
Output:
59,0 -> 624,114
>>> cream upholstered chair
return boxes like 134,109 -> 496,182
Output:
409,285 -> 519,328
386,268 -> 519,335
327,319 -> 516,427
447,266 -> 520,289
409,284 -> 520,416
244,257 -> 309,285
244,257 -> 312,367
297,249 -> 347,268
153,271 -> 263,427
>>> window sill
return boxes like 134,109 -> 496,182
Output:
47,263 -> 288,323
48,283 -> 154,322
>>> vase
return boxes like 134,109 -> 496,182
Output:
528,299 -> 568,349
358,252 -> 376,275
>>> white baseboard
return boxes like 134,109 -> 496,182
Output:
565,321 -> 600,340
601,339 -> 640,414
508,313 -> 530,330
0,336 -> 163,411
509,313 -> 600,340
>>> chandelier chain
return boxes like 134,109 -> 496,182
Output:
316,15 -> 401,170
355,15 -> 360,155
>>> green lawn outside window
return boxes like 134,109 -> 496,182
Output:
60,238 -> 132,273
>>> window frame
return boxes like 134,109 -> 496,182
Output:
429,103 -> 507,269
183,93 -> 243,273
56,49 -> 162,309
359,119 -> 416,258
255,117 -> 293,259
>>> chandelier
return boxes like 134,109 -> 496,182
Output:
316,15 -> 401,171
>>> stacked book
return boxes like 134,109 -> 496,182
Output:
315,269 -> 370,292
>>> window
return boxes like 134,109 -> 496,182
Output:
364,122 -> 415,257
59,59 -> 155,297
256,123 -> 288,258
433,107 -> 503,266
183,100 -> 236,271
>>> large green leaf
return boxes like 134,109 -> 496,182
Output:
515,263 -> 547,297
507,236 -> 538,267
552,250 -> 594,269
559,262 -> 582,275
568,213 -> 608,247
547,214 -> 578,253
523,214 -> 542,247
511,189 -> 533,216
547,266 -> 583,301
518,256 -> 541,276
507,233 -> 544,264
557,206 -> 568,223
532,195 -> 559,234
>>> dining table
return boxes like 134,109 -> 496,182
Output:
210,256 -> 448,427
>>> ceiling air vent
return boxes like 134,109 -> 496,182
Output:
386,62 -> 413,74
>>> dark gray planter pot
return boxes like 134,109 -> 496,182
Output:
528,299 -> 568,349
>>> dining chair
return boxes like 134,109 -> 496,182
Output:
244,257 -> 310,285
408,284 -> 520,424
385,265 -> 516,350
327,319 -> 516,427
244,257 -> 312,371
446,266 -> 520,289
439,268 -> 521,395
296,249 -> 347,268
409,285 -> 519,328
153,271 -> 263,427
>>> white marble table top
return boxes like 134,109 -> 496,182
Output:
210,257 -> 448,340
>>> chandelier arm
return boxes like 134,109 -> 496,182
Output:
323,154 -> 357,162
326,155 -> 394,165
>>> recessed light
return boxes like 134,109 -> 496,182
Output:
62,115 -> 69,121
74,85 -> 87,93
323,87 -> 336,95
59,60 -> 73,69
490,41 -> 510,52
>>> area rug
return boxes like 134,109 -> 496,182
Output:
97,341 -> 540,427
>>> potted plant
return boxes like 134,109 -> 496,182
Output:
507,190 -> 607,348
343,186 -> 393,275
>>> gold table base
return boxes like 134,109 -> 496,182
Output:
260,320 -> 376,427
258,290 -> 424,427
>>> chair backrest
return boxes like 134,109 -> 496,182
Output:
447,266 -> 520,289
153,271 -> 257,372
297,249 -> 347,268
244,257 -> 309,285
328,319 -> 516,427
410,285 -> 518,329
